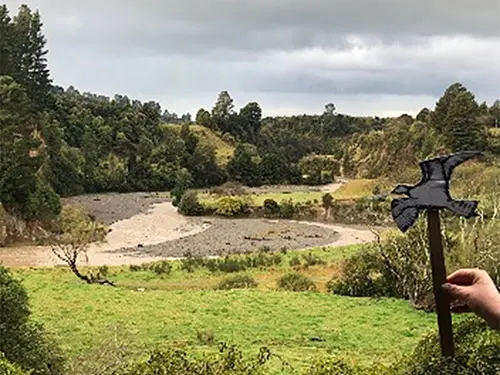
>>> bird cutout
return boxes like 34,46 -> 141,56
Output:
391,151 -> 482,233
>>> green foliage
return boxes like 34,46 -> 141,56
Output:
262,199 -> 280,217
431,83 -> 487,152
0,354 -> 28,375
117,344 -> 272,375
279,199 -> 297,219
302,253 -> 327,267
215,274 -> 258,290
401,318 -> 500,375
0,266 -> 65,375
178,190 -> 205,216
171,169 -> 193,207
150,261 -> 172,276
326,250 -> 397,298
215,196 -> 252,217
277,272 -> 317,292
299,155 -> 339,185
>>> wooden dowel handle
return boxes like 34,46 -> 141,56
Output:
427,208 -> 455,357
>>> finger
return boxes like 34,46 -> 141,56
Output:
442,283 -> 469,300
446,269 -> 481,285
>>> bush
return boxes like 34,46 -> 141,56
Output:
263,199 -> 280,217
302,253 -> 327,267
277,272 -> 317,292
326,250 -> 397,299
216,274 -> 257,290
0,354 -> 28,375
279,199 -> 297,219
401,318 -> 500,375
0,266 -> 66,375
178,190 -> 204,216
215,196 -> 252,217
289,256 -> 301,267
150,261 -> 172,276
117,344 -> 273,375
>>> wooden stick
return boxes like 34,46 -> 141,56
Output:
427,208 -> 455,357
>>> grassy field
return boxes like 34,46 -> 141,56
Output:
199,179 -> 378,208
13,244 -> 438,373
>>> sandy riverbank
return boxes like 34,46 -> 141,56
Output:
0,184 -> 374,268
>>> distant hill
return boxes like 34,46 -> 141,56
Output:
163,124 -> 235,166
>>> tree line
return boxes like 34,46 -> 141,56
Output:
1,3 -> 499,222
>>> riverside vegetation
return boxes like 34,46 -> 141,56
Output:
2,3 -> 500,375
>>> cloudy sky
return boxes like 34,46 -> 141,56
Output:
4,0 -> 500,117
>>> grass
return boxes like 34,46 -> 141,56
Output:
199,180 -> 377,209
164,124 -> 235,166
12,244 -> 438,373
332,179 -> 377,200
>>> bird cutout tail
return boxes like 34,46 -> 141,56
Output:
448,200 -> 479,218
392,199 -> 420,232
391,198 -> 413,218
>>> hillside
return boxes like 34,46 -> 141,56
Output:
163,124 -> 235,166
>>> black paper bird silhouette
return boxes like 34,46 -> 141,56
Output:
391,151 -> 482,232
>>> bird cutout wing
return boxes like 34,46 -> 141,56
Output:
417,161 -> 430,184
392,202 -> 420,233
421,158 -> 446,181
443,151 -> 482,180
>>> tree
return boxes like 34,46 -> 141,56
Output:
490,100 -> 500,127
50,206 -> 113,286
10,5 -> 52,109
0,76 -> 60,221
212,90 -> 235,132
324,103 -> 336,115
416,107 -> 430,123
445,91 -> 486,151
196,108 -> 212,128
431,83 -> 468,132
227,144 -> 262,187
238,102 -> 262,143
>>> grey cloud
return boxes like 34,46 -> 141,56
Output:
3,0 -> 500,116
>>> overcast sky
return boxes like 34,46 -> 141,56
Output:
4,0 -> 500,117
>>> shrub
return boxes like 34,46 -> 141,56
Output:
302,253 -> 327,267
216,274 -> 258,290
0,266 -> 66,375
263,199 -> 280,217
277,272 -> 317,292
196,329 -> 216,346
0,354 -> 28,375
150,261 -> 172,276
289,256 -> 301,267
117,344 -> 273,375
326,250 -> 397,299
279,199 -> 297,219
215,196 -> 252,217
178,190 -> 205,216
401,318 -> 500,375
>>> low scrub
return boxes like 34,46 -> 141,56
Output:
178,190 -> 205,216
0,354 -> 28,375
216,274 -> 258,290
277,272 -> 317,292
214,196 -> 252,217
116,344 -> 273,375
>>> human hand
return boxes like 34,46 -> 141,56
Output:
442,268 -> 500,329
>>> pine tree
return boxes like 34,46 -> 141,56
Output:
9,5 -> 52,109
431,83 -> 467,133
445,91 -> 486,152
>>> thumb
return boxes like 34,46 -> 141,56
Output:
442,283 -> 469,300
